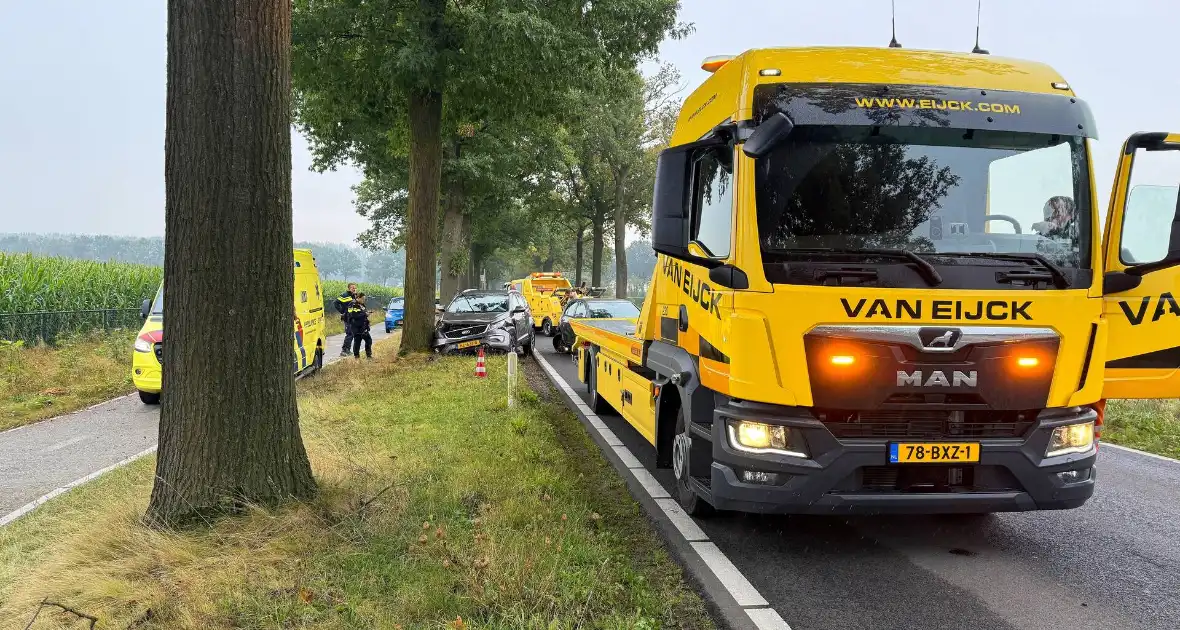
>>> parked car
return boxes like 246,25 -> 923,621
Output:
432,290 -> 534,356
385,297 -> 404,333
552,297 -> 640,353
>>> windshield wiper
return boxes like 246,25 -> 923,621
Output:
938,252 -> 1072,289
773,248 -> 943,287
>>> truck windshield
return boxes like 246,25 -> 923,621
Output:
753,125 -> 1091,287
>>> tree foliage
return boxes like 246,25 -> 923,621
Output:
292,0 -> 683,350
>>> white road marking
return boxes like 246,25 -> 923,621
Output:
41,435 -> 88,453
533,351 -> 790,627
691,542 -> 770,607
655,498 -> 709,542
747,607 -> 794,630
1104,442 -> 1180,465
0,446 -> 157,528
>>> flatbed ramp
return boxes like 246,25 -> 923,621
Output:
570,318 -> 643,361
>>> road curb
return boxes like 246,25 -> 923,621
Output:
532,351 -> 791,630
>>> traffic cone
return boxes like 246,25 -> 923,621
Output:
475,347 -> 487,378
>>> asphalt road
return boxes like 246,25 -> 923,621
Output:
536,340 -> 1180,630
0,328 -> 390,518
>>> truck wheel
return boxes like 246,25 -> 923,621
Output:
138,390 -> 160,405
542,319 -> 553,337
589,359 -> 612,415
673,407 -> 714,517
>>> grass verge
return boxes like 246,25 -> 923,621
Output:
1104,399 -> 1180,459
0,330 -> 136,432
0,339 -> 713,629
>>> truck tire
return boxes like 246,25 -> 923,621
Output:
138,390 -> 161,405
673,407 -> 714,517
541,319 -> 554,337
589,357 -> 613,415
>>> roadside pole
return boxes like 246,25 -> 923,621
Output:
507,351 -> 518,408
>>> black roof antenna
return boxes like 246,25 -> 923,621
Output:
972,0 -> 990,54
888,0 -> 902,48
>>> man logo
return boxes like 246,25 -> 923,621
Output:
918,327 -> 962,351
897,370 -> 978,388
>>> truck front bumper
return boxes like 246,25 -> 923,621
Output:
704,401 -> 1097,515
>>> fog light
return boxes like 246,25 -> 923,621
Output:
1058,468 -> 1092,483
727,421 -> 808,458
741,470 -> 779,485
1047,422 -> 1095,457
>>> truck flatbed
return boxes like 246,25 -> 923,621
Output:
569,318 -> 643,362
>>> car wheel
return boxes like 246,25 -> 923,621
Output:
386,326 -> 393,333
552,334 -> 568,353
673,406 -> 714,517
522,332 -> 534,357
138,390 -> 161,405
541,319 -> 553,337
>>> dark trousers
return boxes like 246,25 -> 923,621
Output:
352,332 -> 373,357
341,317 -> 354,353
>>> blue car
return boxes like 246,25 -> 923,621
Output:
385,297 -> 404,333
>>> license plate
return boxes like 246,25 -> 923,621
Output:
457,340 -> 482,349
889,442 -> 979,464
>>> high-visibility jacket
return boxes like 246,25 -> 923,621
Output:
335,291 -> 355,317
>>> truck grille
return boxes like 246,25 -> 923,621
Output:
153,342 -> 163,365
817,409 -> 1033,439
442,323 -> 488,339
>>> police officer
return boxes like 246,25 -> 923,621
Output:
335,282 -> 358,356
347,293 -> 373,359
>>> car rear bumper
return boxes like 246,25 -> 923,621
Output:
702,401 -> 1097,515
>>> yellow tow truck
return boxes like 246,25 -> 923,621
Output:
571,45 -> 1180,516
510,272 -> 573,336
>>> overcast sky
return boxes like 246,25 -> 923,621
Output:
0,1 -> 1173,245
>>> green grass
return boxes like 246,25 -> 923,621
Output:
1104,399 -> 1180,459
0,330 -> 137,431
0,340 -> 713,629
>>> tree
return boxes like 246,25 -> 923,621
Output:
292,0 -> 682,352
365,248 -> 406,286
147,0 -> 315,525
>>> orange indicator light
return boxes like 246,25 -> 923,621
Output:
830,355 -> 855,366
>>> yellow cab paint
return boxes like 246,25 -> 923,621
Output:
131,249 -> 327,401
574,45 -> 1180,445
518,272 -> 572,330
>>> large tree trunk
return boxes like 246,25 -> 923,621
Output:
149,0 -> 314,526
402,88 -> 444,353
591,214 -> 605,287
574,226 -> 585,286
458,213 -> 474,291
438,189 -> 465,304
613,167 -> 629,298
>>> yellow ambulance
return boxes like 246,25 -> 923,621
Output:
131,248 -> 327,404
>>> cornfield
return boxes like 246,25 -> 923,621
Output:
322,280 -> 403,313
0,253 -> 161,343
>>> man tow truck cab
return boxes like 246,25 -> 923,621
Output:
570,46 -> 1180,516
512,272 -> 573,336
132,249 -> 328,404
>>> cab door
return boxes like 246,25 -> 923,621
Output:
1101,133 -> 1180,398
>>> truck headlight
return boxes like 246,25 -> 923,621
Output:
1046,422 -> 1095,457
726,420 -> 808,458
134,338 -> 153,353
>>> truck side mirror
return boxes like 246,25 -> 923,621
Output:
651,136 -> 728,268
742,112 -> 794,159
140,298 -> 151,319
